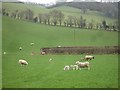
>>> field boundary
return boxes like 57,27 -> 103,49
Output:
41,46 -> 120,54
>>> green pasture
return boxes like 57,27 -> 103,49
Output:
2,16 -> 119,88
2,16 -> 118,54
3,2 -> 117,24
2,54 -> 118,88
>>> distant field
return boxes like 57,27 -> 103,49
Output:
3,2 -> 117,24
2,16 -> 119,88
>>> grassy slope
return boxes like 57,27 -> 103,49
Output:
2,16 -> 118,53
3,3 -> 117,24
3,3 -> 49,16
51,5 -> 116,24
2,16 -> 118,88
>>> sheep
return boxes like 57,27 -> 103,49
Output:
76,61 -> 90,70
19,47 -> 22,51
18,59 -> 28,66
70,65 -> 74,70
73,65 -> 79,70
84,55 -> 94,60
63,65 -> 70,70
58,46 -> 61,47
30,43 -> 34,46
70,65 -> 79,70
49,58 -> 52,62
41,51 -> 46,55
3,52 -> 7,55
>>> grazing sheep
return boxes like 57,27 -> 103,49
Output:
41,51 -> 46,55
30,43 -> 34,46
84,55 -> 94,60
70,65 -> 74,70
70,65 -> 79,70
75,61 -> 81,65
3,52 -> 7,55
18,59 -> 28,66
19,47 -> 22,51
73,65 -> 79,70
58,46 -> 61,47
63,65 -> 70,70
49,58 -> 52,62
76,61 -> 90,70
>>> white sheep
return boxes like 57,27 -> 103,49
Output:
19,47 -> 22,51
49,58 -> 52,62
73,65 -> 79,70
3,52 -> 7,55
84,55 -> 94,60
76,61 -> 90,70
30,43 -> 34,46
63,65 -> 70,70
18,59 -> 28,66
70,65 -> 79,70
41,51 -> 46,55
58,46 -> 61,47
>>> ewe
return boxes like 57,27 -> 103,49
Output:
18,59 -> 28,66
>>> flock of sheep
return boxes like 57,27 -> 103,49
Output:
63,55 -> 94,71
3,42 -> 94,71
18,55 -> 94,72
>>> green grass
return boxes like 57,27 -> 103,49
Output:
2,54 -> 118,88
2,16 -> 118,54
2,16 -> 119,88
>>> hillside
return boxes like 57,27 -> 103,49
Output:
2,2 -> 117,24
2,16 -> 118,53
2,2 -> 119,88
51,2 -> 118,19
2,16 -> 119,88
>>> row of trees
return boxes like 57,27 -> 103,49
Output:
2,8 -> 118,31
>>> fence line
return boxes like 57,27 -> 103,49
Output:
41,46 -> 120,54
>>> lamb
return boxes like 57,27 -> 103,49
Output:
70,65 -> 79,70
18,59 -> 28,66
63,65 -> 70,70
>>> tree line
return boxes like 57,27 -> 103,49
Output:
2,8 -> 118,31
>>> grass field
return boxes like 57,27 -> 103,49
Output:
2,54 -> 118,88
2,16 -> 119,88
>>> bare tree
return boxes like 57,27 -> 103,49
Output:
58,10 -> 64,26
50,9 -> 59,26
38,13 -> 43,23
66,15 -> 73,27
25,9 -> 34,20
45,13 -> 51,25
73,16 -> 77,27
